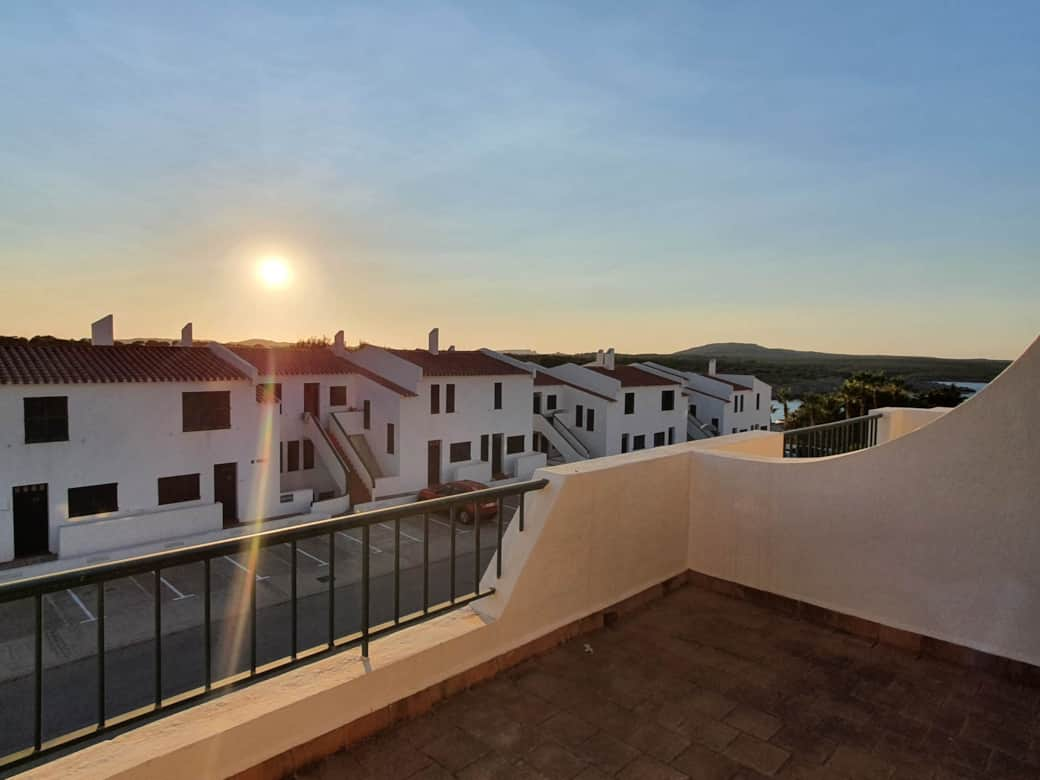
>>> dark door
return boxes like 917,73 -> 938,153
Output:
491,433 -> 503,476
533,393 -> 541,414
304,383 -> 320,418
214,463 -> 238,527
427,440 -> 441,486
13,484 -> 49,558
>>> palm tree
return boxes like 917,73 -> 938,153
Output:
775,386 -> 793,423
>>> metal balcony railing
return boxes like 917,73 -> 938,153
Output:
0,479 -> 547,771
782,413 -> 881,458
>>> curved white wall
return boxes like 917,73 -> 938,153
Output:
688,335 -> 1040,665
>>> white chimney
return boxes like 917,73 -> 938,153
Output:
179,323 -> 193,347
596,349 -> 605,366
91,314 -> 114,346
428,327 -> 440,355
708,358 -> 717,376
605,348 -> 616,371
334,330 -> 345,351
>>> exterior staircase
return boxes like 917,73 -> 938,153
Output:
532,413 -> 590,462
325,427 -> 372,504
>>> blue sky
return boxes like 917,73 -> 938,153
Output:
1,1 -> 1037,357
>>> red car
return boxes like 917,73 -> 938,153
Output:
417,480 -> 498,524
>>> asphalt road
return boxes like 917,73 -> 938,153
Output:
0,501 -> 516,761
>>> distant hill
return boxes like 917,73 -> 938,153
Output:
229,338 -> 294,348
528,342 -> 1011,397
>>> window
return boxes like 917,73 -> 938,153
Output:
446,383 -> 456,413
586,408 -> 595,432
431,384 -> 440,414
303,439 -> 315,469
711,417 -> 719,430
387,423 -> 395,454
533,393 -> 541,414
287,440 -> 300,472
621,434 -> 629,453
158,474 -> 200,506
506,434 -> 524,454
449,441 -> 471,463
633,435 -> 646,451
654,431 -> 666,447
480,434 -> 489,461
546,394 -> 557,411
661,390 -> 675,411
363,400 -> 371,430
624,392 -> 635,415
330,386 -> 347,406
575,404 -> 584,427
493,382 -> 502,410
183,391 -> 230,432
24,396 -> 68,443
690,404 -> 697,418
255,383 -> 282,404
668,427 -> 675,445
68,483 -> 118,518
755,393 -> 761,411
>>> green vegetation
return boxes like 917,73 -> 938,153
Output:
522,342 -> 1009,398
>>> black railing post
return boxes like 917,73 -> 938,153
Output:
423,513 -> 430,615
154,570 -> 162,709
328,532 -> 335,648
393,518 -> 400,624
473,500 -> 482,594
34,592 -> 42,752
250,559 -> 257,676
519,492 -> 525,533
496,496 -> 503,579
361,525 -> 370,657
97,583 -> 105,729
291,540 -> 298,660
449,504 -> 457,604
204,558 -> 212,691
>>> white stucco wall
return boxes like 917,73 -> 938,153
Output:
0,379 -> 280,563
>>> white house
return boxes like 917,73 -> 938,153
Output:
527,349 -> 686,459
641,358 -> 773,437
0,318 -> 281,565
341,329 -> 546,501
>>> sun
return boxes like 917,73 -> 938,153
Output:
257,256 -> 292,288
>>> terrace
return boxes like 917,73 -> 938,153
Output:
5,335 -> 1038,779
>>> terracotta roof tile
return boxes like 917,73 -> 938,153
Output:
229,346 -> 417,397
388,349 -> 529,377
587,365 -> 681,388
534,370 -> 616,402
0,342 -> 247,385
229,346 -> 354,376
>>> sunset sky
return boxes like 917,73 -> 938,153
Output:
1,2 -> 1037,358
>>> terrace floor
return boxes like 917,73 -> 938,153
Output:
296,585 -> 1040,779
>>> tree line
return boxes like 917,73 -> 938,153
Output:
778,371 -> 970,429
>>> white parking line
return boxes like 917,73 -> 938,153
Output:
296,547 -> 328,567
161,576 -> 195,600
222,555 -> 270,582
379,521 -> 423,544
66,589 -> 96,624
128,576 -> 151,598
337,531 -> 384,554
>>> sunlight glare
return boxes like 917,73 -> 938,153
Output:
257,256 -> 292,288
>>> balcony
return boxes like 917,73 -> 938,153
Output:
4,335 -> 1038,779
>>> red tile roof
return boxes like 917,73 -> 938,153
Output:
0,342 -> 247,385
534,370 -> 616,402
230,346 -> 355,376
229,346 -> 417,397
710,376 -> 752,391
587,365 -> 681,388
388,349 -> 529,377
